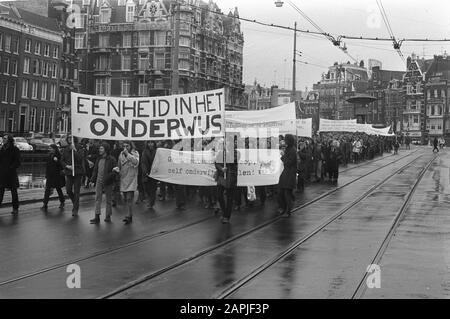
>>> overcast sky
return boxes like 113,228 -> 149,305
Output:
214,0 -> 450,91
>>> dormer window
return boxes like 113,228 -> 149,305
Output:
100,6 -> 111,24
126,0 -> 135,22
118,0 -> 126,5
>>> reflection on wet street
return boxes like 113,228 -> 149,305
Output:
17,163 -> 46,189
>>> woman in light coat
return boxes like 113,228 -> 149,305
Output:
115,141 -> 140,225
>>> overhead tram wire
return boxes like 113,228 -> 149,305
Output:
182,2 -> 450,45
376,0 -> 405,62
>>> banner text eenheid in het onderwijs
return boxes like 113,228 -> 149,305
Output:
71,89 -> 225,141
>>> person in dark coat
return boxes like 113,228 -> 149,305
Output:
433,137 -> 439,153
0,134 -> 21,215
141,141 -> 158,210
89,143 -> 117,224
278,134 -> 298,216
215,137 -> 239,224
328,141 -> 342,184
296,142 -> 308,193
61,136 -> 85,217
41,144 -> 65,211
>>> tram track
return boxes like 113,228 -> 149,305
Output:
98,151 -> 422,299
212,154 -> 436,299
0,150 -> 419,294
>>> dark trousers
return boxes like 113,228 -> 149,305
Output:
43,186 -> 65,206
278,188 -> 294,214
0,187 -> 19,210
65,175 -> 82,213
297,172 -> 304,192
433,146 -> 439,153
217,185 -> 236,219
144,178 -> 158,208
257,186 -> 266,204
175,184 -> 186,207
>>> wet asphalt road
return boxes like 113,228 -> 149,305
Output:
0,146 -> 447,299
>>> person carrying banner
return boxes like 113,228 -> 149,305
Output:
89,143 -> 117,224
41,144 -> 65,212
61,136 -> 85,217
328,140 -> 342,184
0,134 -> 21,216
278,134 -> 298,216
215,137 -> 239,224
115,141 -> 140,225
141,141 -> 157,210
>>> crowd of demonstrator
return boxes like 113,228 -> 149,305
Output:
0,132 -> 406,224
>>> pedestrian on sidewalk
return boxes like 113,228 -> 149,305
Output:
41,144 -> 65,212
277,134 -> 298,216
394,139 -> 400,155
0,134 -> 21,215
116,141 -> 140,225
141,141 -> 157,210
61,136 -> 85,217
433,137 -> 439,153
89,143 -> 118,224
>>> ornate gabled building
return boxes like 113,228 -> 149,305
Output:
367,65 -> 404,129
73,0 -> 245,109
424,54 -> 450,141
402,54 -> 433,142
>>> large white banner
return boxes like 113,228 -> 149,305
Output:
226,103 -> 296,137
149,148 -> 216,186
237,149 -> 283,186
71,89 -> 225,140
296,118 -> 312,138
319,118 -> 358,132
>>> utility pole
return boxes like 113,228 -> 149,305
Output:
292,22 -> 297,103
171,1 -> 181,95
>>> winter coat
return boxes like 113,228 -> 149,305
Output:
45,153 -> 64,188
328,147 -> 342,171
61,145 -> 86,176
118,150 -> 140,192
91,155 -> 118,186
214,149 -> 239,189
141,147 -> 156,182
0,145 -> 21,188
278,145 -> 298,189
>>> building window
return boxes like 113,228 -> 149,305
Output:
30,108 -> 37,132
95,78 -> 111,96
118,0 -> 126,5
50,84 -> 56,102
2,57 -> 9,74
35,42 -> 41,55
10,81 -> 16,103
52,64 -> 58,78
11,59 -> 17,75
39,109 -> 46,132
49,109 -> 55,132
23,58 -> 30,74
11,36 -> 18,53
179,36 -> 191,47
32,81 -> 39,99
1,81 -> 8,102
434,89 -> 438,98
25,39 -> 32,52
100,7 -> 111,23
154,78 -> 164,89
96,55 -> 110,70
74,68 -> 78,80
61,113 -> 68,133
75,34 -> 85,49
413,115 -> 419,124
179,60 -> 190,70
0,33 -> 3,51
123,33 -> 132,47
99,34 -> 109,48
53,46 -> 59,58
155,53 -> 165,70
44,44 -> 50,56
121,79 -> 131,96
41,82 -> 48,100
32,60 -> 39,75
139,53 -> 148,70
155,32 -> 166,46
139,31 -> 150,46
4,35 -> 11,52
126,3 -> 135,22
139,79 -> 147,96
42,62 -> 49,77
122,55 -> 131,70
22,79 -> 29,98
